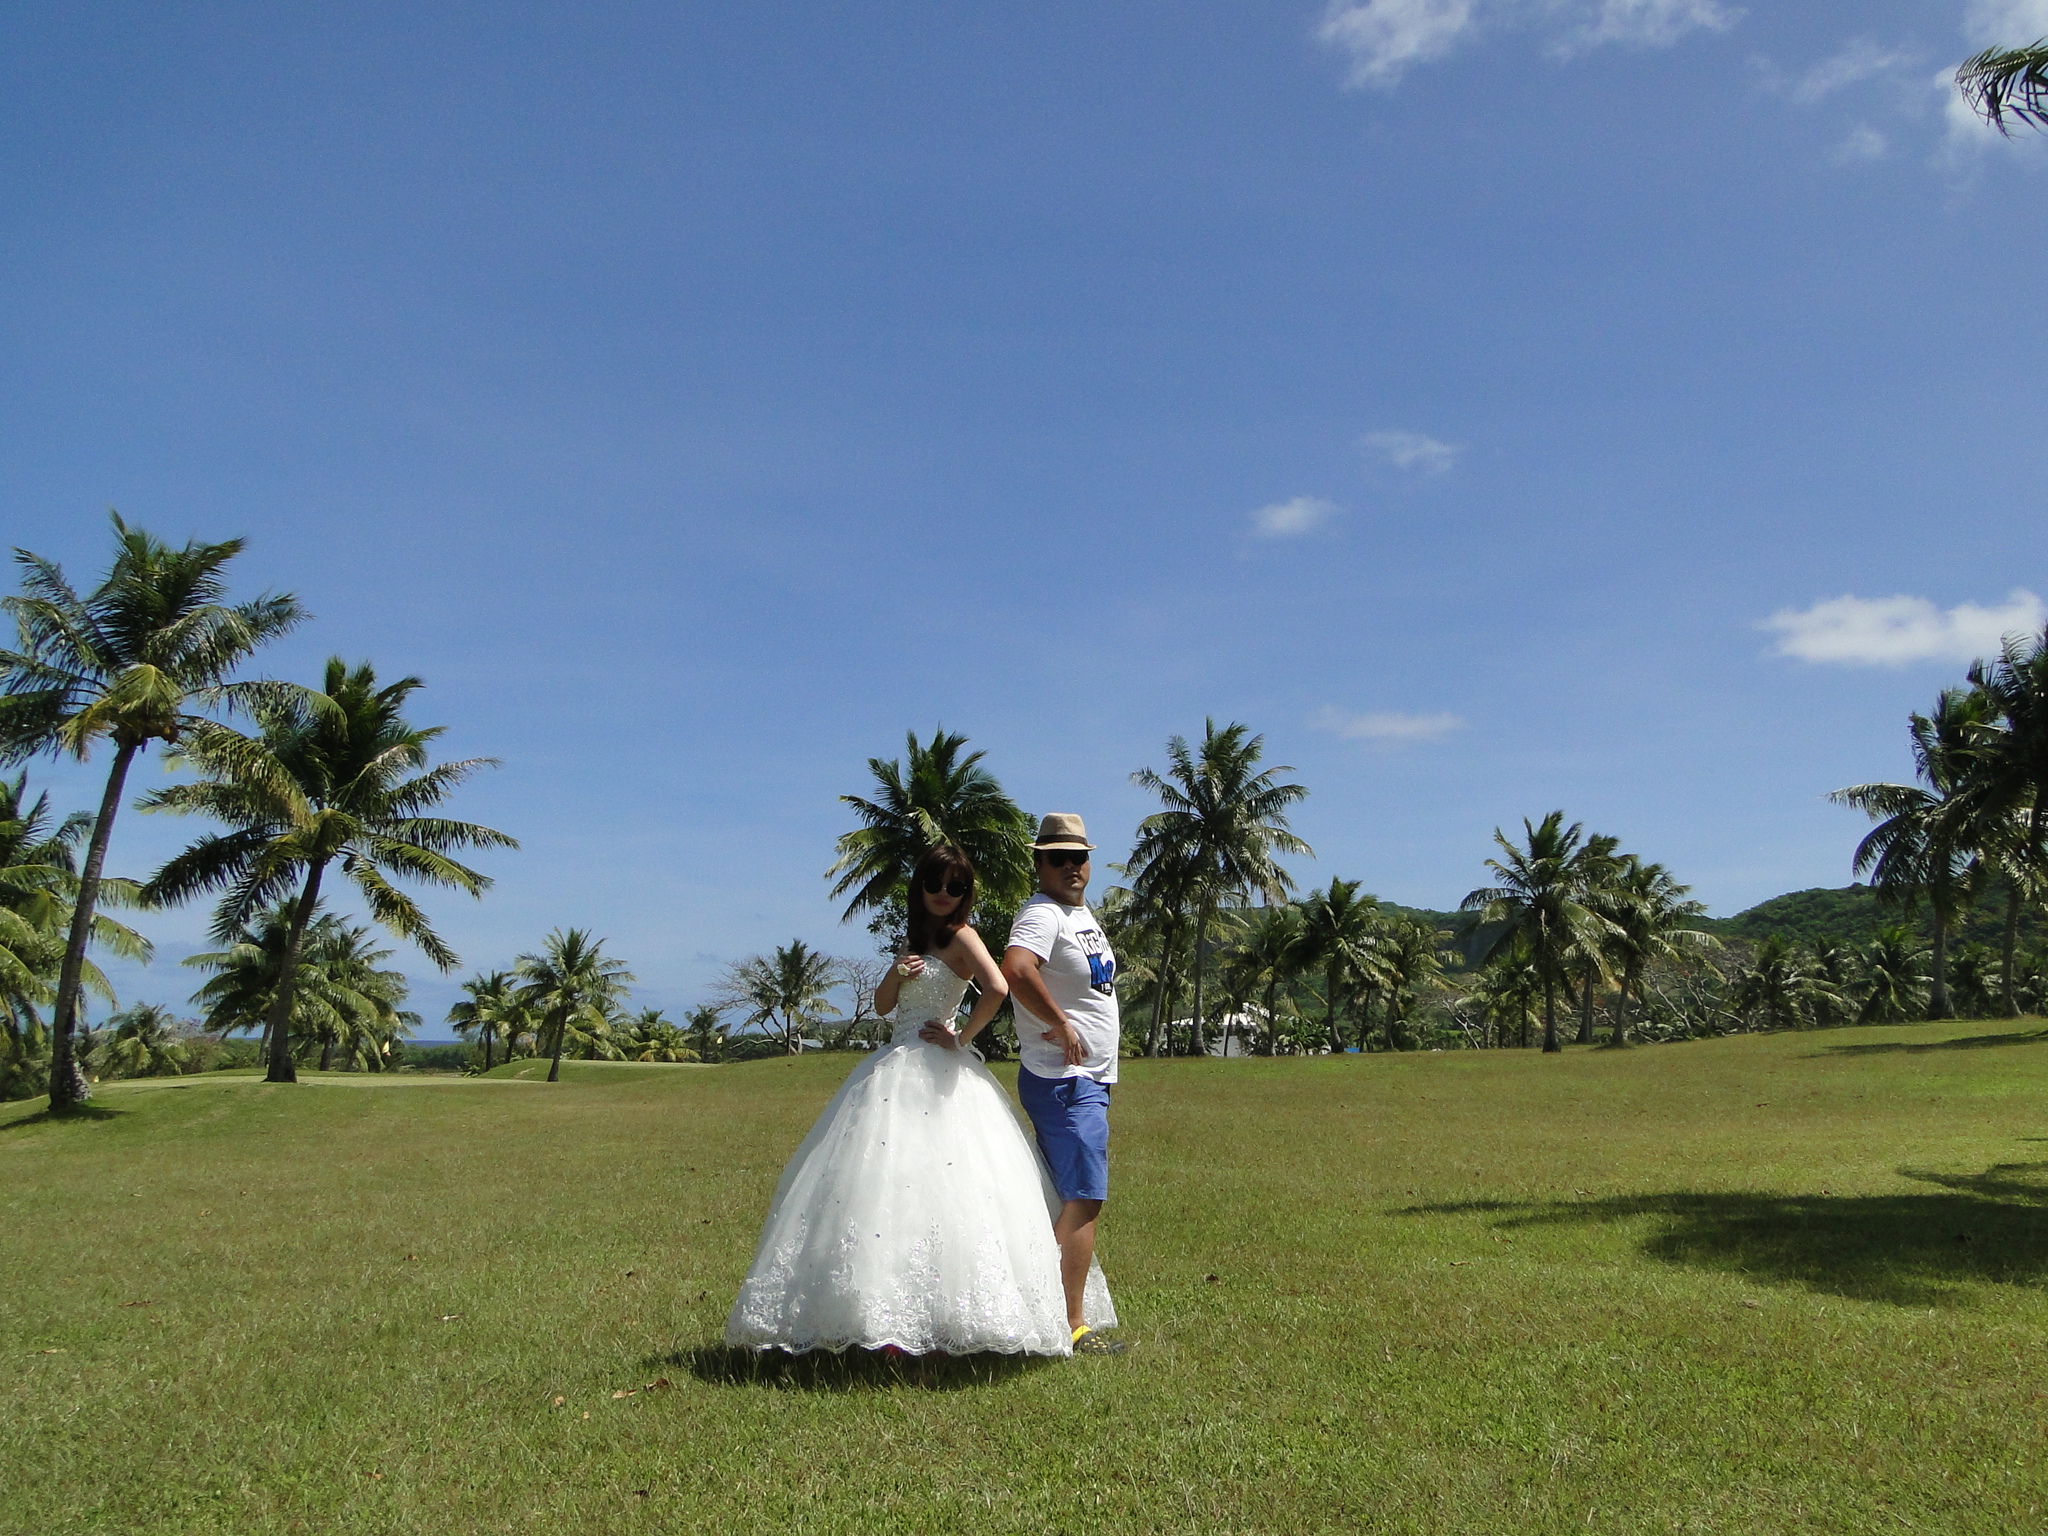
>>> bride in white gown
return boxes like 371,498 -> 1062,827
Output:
725,845 -> 1115,1356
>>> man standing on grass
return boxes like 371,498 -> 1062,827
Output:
1002,813 -> 1126,1356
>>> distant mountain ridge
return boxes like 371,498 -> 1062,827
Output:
1385,886 -> 2043,955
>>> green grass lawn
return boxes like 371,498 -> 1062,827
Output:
6,1021 -> 2048,1534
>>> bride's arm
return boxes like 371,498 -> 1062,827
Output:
949,928 -> 1009,1046
875,954 -> 918,1018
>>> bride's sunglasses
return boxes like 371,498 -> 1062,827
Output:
921,874 -> 971,898
1038,849 -> 1089,868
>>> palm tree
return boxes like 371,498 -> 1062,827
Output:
1297,878 -> 1384,1052
1604,857 -> 1715,1047
1961,628 -> 2048,1012
447,971 -> 520,1072
0,516 -> 302,1107
827,729 -> 1034,925
186,907 -> 413,1070
1563,834 -> 1627,1045
1731,937 -> 1844,1032
1467,940 -> 1542,1049
0,771 -> 152,1097
1958,40 -> 2048,134
717,939 -> 837,1054
1462,812 -> 1623,1054
1128,721 -> 1311,1055
1225,901 -> 1307,1056
683,1003 -> 728,1063
1379,917 -> 1447,1051
621,1008 -> 697,1062
95,1002 -> 191,1079
515,928 -> 635,1082
1857,926 -> 1931,1024
140,658 -> 515,1084
1832,687 -> 1995,1020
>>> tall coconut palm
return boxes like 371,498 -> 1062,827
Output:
827,729 -> 1034,924
1379,917 -> 1448,1052
515,929 -> 634,1082
1958,41 -> 2048,134
1566,833 -> 1627,1045
1468,940 -> 1542,1049
717,939 -> 837,1054
1297,877 -> 1384,1052
0,516 -> 301,1107
1604,857 -> 1715,1047
1128,721 -> 1311,1055
447,971 -> 519,1072
1462,812 -> 1624,1054
140,658 -> 514,1084
1832,687 -> 1995,1020
1731,937 -> 1844,1032
683,1003 -> 728,1063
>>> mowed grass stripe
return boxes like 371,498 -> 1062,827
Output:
3,1021 -> 2046,1533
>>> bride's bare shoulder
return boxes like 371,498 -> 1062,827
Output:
938,924 -> 993,976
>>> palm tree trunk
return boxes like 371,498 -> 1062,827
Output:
1612,969 -> 1634,1047
1928,918 -> 1951,1021
482,1024 -> 496,1072
319,1030 -> 335,1072
2003,882 -> 2022,1018
1189,906 -> 1209,1058
1147,937 -> 1174,1058
1541,977 -> 1560,1053
1325,964 -> 1341,1054
46,739 -> 142,1110
263,862 -> 327,1085
547,1009 -> 569,1082
1574,970 -> 1595,1045
1262,978 -> 1279,1057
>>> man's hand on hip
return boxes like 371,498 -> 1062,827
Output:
1042,1021 -> 1087,1067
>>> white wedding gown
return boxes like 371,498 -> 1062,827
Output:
725,955 -> 1115,1355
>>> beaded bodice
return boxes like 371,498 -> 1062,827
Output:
890,956 -> 972,1044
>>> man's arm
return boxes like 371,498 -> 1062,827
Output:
1002,945 -> 1088,1067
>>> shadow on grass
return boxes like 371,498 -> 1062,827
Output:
659,1343 -> 1057,1393
1401,1162 -> 2048,1307
1814,1027 -> 2048,1058
0,1102 -> 130,1132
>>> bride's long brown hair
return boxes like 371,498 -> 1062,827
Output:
904,844 -> 977,956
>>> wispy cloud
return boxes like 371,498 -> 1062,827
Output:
1966,0 -> 2048,48
1830,123 -> 1889,162
1772,38 -> 1916,105
1250,495 -> 1339,537
1761,590 -> 2046,665
1316,0 -> 1735,89
1363,428 -> 1461,472
1311,705 -> 1466,744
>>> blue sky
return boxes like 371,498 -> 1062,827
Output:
6,1 -> 2048,1025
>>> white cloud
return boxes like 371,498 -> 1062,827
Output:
1316,0 -> 1734,88
1966,0 -> 2048,48
1831,123 -> 1889,162
1566,0 -> 1738,52
1781,39 -> 1915,105
1362,427 -> 1461,472
1250,495 -> 1339,537
1760,589 -> 2046,666
1311,706 -> 1466,744
1316,0 -> 1476,88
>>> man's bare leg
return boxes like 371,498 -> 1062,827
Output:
1054,1197 -> 1104,1333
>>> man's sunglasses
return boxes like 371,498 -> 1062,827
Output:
1038,849 -> 1090,868
921,874 -> 971,898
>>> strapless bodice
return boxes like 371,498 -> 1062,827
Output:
890,956 -> 972,1045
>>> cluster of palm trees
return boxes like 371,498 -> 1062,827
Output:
445,929 -> 712,1078
0,515 -> 514,1107
1829,627 -> 2048,1023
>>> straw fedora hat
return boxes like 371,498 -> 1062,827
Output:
1032,813 -> 1096,851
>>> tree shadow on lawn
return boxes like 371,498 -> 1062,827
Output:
1401,1163 -> 2048,1307
1812,1027 -> 2048,1058
657,1344 -> 1057,1393
0,1102 -> 129,1132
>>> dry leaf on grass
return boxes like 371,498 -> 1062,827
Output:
551,1395 -> 565,1407
611,1388 -> 638,1399
438,1314 -> 463,1322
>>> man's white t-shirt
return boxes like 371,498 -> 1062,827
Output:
1007,893 -> 1119,1084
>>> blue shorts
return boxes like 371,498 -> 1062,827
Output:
1016,1067 -> 1110,1203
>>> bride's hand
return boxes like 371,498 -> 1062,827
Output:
895,955 -> 926,980
917,1020 -> 961,1050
